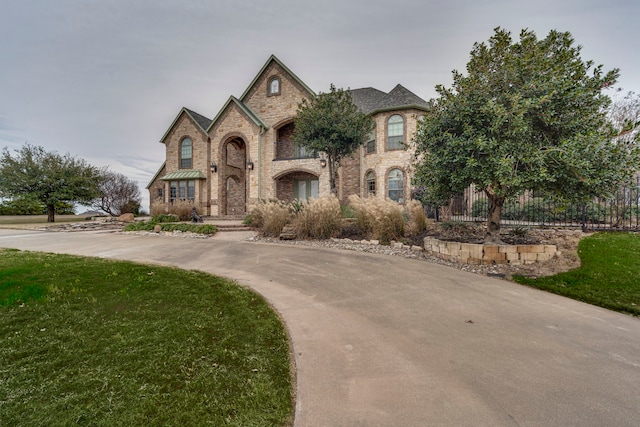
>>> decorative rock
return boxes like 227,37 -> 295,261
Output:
117,213 -> 135,223
279,226 -> 297,240
153,224 -> 162,233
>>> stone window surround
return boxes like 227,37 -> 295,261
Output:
386,113 -> 405,151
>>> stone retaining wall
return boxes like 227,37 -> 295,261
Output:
423,237 -> 557,265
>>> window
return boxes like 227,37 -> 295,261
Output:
387,115 -> 404,150
180,138 -> 193,169
157,188 -> 163,200
366,171 -> 376,195
365,127 -> 376,154
268,77 -> 280,95
387,169 -> 404,202
294,178 -> 319,200
169,180 -> 195,202
366,140 -> 376,153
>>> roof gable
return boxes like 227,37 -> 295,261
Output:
239,54 -> 315,102
206,96 -> 268,133
146,161 -> 166,189
159,107 -> 211,143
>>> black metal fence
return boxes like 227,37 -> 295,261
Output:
425,176 -> 640,231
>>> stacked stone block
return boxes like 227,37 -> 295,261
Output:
423,237 -> 557,265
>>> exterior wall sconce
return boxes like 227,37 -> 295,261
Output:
210,162 -> 217,173
247,161 -> 254,171
320,158 -> 327,168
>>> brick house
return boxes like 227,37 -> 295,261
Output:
147,55 -> 429,216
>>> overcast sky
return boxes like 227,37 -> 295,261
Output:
1,0 -> 639,211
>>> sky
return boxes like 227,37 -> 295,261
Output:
1,0 -> 639,212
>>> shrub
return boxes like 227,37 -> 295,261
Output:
167,199 -> 197,221
406,200 -> 427,234
152,214 -> 179,223
149,200 -> 166,217
294,195 -> 342,239
123,222 -> 217,234
250,200 -> 291,237
348,195 -> 405,243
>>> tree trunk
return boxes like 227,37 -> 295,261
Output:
485,192 -> 505,243
46,204 -> 55,223
328,155 -> 337,195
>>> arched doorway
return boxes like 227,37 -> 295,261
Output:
220,137 -> 247,215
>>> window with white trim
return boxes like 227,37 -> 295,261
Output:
169,180 -> 195,202
387,115 -> 404,150
180,138 -> 193,169
294,178 -> 319,200
387,169 -> 404,202
366,171 -> 376,195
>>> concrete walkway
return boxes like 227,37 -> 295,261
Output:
1,228 -> 639,426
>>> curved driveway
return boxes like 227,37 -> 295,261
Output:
1,228 -> 639,426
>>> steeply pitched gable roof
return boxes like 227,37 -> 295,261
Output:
159,107 -> 212,143
349,84 -> 428,114
239,54 -> 315,102
206,96 -> 268,133
146,161 -> 166,189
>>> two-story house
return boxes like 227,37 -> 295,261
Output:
147,55 -> 429,216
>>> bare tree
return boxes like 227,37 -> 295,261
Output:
92,170 -> 141,216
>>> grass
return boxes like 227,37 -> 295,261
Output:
0,215 -> 91,225
514,232 -> 640,316
0,249 -> 293,426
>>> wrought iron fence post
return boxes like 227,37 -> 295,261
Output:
581,204 -> 587,232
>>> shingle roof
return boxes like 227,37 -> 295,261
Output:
348,85 -> 428,114
349,88 -> 389,114
184,108 -> 212,131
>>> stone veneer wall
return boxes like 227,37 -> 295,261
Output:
423,237 -> 557,265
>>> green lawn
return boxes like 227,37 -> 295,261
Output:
0,214 -> 91,225
0,249 -> 293,426
515,232 -> 640,316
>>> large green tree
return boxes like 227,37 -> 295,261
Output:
414,28 -> 639,242
293,85 -> 374,194
0,144 -> 102,222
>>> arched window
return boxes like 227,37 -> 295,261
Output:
366,171 -> 376,195
180,138 -> 192,169
268,77 -> 281,95
387,115 -> 404,150
387,169 -> 404,202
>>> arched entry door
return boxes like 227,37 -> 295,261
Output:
220,137 -> 247,215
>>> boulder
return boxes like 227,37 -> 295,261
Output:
117,213 -> 135,223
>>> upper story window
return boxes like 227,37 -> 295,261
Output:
180,138 -> 193,169
365,127 -> 376,154
268,77 -> 281,96
387,115 -> 404,150
388,168 -> 404,203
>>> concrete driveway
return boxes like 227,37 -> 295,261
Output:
1,228 -> 639,426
